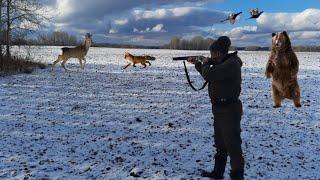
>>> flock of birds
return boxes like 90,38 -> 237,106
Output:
220,8 -> 264,24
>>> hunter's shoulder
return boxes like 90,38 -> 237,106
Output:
226,52 -> 242,66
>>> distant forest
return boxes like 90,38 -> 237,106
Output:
12,31 -> 320,52
163,36 -> 320,52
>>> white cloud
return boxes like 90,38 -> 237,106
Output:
151,24 -> 166,32
134,24 -> 166,33
209,26 -> 268,46
114,19 -> 129,25
291,31 -> 320,40
56,0 -> 74,17
134,7 -> 197,20
208,8 -> 320,46
257,9 -> 320,32
221,26 -> 258,37
42,0 -> 227,45
109,29 -> 118,34
42,1 -> 320,46
135,9 -> 168,20
172,7 -> 193,17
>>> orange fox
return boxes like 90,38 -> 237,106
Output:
123,52 -> 156,69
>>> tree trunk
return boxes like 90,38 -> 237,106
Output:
0,0 -> 3,61
5,0 -> 10,58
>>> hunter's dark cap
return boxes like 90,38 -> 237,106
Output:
210,36 -> 231,54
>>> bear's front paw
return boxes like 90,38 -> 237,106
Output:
266,64 -> 274,72
290,74 -> 297,78
266,73 -> 272,79
295,103 -> 302,108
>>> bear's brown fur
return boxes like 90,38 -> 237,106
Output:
265,31 -> 301,108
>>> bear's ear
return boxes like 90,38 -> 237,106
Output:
282,31 -> 288,37
272,33 -> 276,37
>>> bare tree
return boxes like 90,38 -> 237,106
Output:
3,0 -> 48,58
166,36 -> 214,50
38,31 -> 78,46
5,0 -> 10,58
170,37 -> 180,49
0,0 -> 3,61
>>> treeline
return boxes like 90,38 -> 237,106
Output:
162,36 -> 270,51
0,31 -> 78,46
236,46 -> 270,51
162,37 -> 270,51
162,36 -> 215,50
163,37 -> 320,52
292,46 -> 320,52
34,31 -> 79,46
234,46 -> 320,52
94,43 -> 159,49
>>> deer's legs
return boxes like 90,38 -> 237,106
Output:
61,59 -> 70,72
146,61 -> 151,66
82,58 -> 86,69
141,63 -> 147,68
52,55 -> 63,71
78,58 -> 83,69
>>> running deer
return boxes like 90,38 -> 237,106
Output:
52,33 -> 93,71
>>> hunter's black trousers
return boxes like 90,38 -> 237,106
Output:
212,100 -> 245,173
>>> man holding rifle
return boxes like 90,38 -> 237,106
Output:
187,36 -> 244,180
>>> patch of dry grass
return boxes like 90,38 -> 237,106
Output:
0,55 -> 46,75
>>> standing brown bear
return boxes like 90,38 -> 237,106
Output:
265,31 -> 301,108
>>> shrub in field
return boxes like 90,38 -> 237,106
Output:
0,55 -> 46,75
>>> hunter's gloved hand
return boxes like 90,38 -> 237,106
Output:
187,57 -> 197,64
202,57 -> 210,64
187,57 -> 210,64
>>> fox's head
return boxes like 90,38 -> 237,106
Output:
272,31 -> 291,50
124,52 -> 131,59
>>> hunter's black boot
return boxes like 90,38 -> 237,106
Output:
201,155 -> 227,179
201,170 -> 223,179
230,169 -> 244,180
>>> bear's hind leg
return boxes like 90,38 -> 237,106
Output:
272,84 -> 283,108
293,98 -> 302,108
292,86 -> 302,108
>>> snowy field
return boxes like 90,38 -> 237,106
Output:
0,46 -> 319,179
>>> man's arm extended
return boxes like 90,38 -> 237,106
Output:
199,58 -> 237,81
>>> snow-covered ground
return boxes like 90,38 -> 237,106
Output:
0,47 -> 319,179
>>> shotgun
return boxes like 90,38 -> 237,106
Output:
172,56 -> 206,62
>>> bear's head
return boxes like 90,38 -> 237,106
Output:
272,31 -> 292,51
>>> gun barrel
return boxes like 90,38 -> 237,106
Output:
172,56 -> 204,61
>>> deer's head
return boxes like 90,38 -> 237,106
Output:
85,33 -> 93,48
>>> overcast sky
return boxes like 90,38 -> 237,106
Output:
43,0 -> 320,46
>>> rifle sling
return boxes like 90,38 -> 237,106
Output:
182,51 -> 238,91
183,61 -> 208,91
